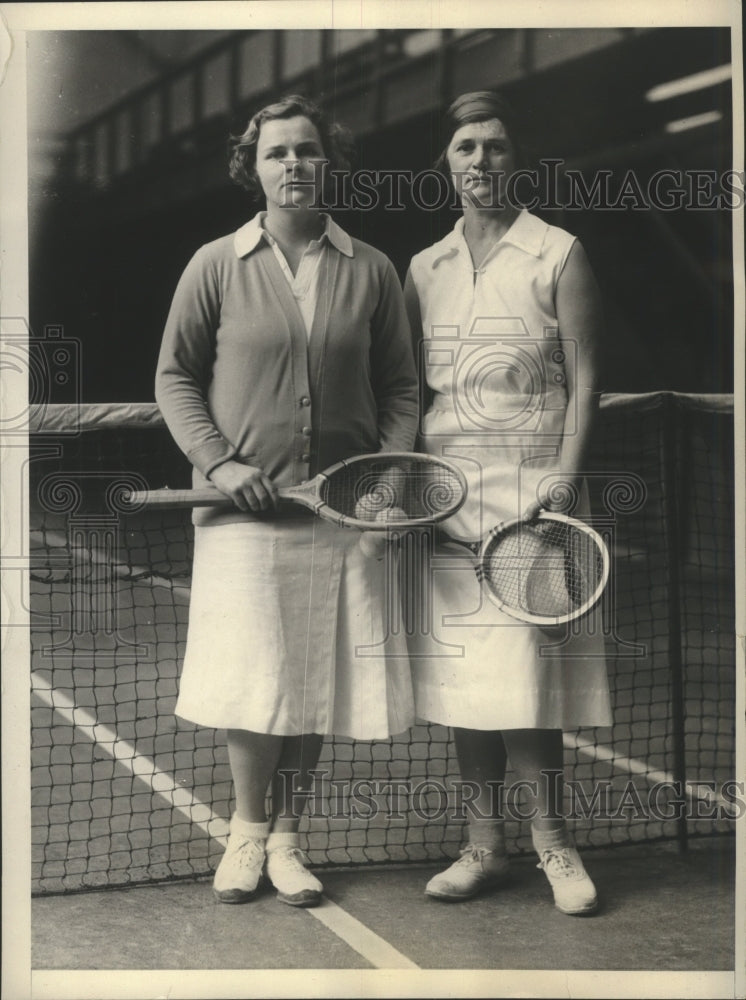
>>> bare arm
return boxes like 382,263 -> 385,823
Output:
524,240 -> 604,519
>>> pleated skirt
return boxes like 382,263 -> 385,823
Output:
176,518 -> 414,738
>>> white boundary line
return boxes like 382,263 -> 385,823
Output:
33,673 -> 734,969
565,733 -> 734,809
31,673 -> 229,841
309,900 -> 420,969
32,674 -> 420,969
33,672 -> 733,820
37,533 -> 732,816
34,671 -> 732,969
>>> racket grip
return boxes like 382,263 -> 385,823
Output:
126,487 -> 234,509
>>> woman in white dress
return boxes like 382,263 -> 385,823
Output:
404,91 -> 612,914
156,96 -> 418,907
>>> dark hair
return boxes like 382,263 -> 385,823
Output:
434,90 -> 527,176
228,94 -> 354,198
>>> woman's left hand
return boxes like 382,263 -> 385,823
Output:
522,493 -> 557,522
522,499 -> 545,523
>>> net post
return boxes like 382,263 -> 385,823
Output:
662,393 -> 688,853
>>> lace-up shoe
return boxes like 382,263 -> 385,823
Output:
266,847 -> 323,907
536,846 -> 598,914
213,832 -> 266,903
425,845 -> 510,901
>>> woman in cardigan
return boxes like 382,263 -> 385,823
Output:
156,95 -> 418,907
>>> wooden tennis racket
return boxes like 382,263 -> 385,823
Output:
446,512 -> 610,626
125,452 -> 468,530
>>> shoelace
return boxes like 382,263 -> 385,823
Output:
270,847 -> 311,872
456,844 -> 493,869
537,847 -> 582,879
228,837 -> 265,869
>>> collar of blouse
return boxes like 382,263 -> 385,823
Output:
431,209 -> 547,271
233,211 -> 354,259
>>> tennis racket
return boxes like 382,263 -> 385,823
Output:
446,512 -> 610,626
125,452 -> 468,530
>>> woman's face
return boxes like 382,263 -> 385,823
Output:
254,115 -> 327,211
446,118 -> 517,209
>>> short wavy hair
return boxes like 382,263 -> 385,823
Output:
228,94 -> 354,199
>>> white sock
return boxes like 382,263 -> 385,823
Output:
230,816 -> 271,841
531,823 -> 570,854
266,831 -> 301,854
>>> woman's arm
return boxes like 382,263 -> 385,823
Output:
525,240 -> 604,519
155,247 -> 233,473
403,267 -> 422,361
403,268 -> 433,436
155,249 -> 277,511
369,260 -> 420,452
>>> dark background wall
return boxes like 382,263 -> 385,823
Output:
27,28 -> 735,402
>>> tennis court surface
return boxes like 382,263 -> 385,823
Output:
32,837 -> 735,974
25,393 -> 740,990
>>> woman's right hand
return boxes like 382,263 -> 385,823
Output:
208,460 -> 278,513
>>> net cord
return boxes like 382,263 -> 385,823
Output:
27,392 -> 735,436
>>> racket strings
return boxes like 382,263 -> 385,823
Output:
322,460 -> 464,522
482,521 -> 604,619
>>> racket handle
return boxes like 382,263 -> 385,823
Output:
126,487 -> 234,509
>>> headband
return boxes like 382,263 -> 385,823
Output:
449,92 -> 511,123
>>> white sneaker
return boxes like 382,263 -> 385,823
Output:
266,847 -> 323,908
536,846 -> 598,915
213,833 -> 266,904
425,845 -> 510,901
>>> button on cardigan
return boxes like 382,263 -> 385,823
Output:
155,216 -> 419,526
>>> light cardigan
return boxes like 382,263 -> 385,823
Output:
155,216 -> 419,526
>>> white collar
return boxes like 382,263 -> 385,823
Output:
233,212 -> 354,259
432,210 -> 547,268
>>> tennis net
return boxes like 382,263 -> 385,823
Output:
28,393 -> 736,894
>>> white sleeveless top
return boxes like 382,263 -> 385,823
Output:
409,210 -> 578,541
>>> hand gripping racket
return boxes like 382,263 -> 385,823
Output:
126,452 -> 468,530
447,512 -> 610,627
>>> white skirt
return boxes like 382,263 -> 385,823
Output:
405,539 -> 613,731
176,518 -> 415,738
